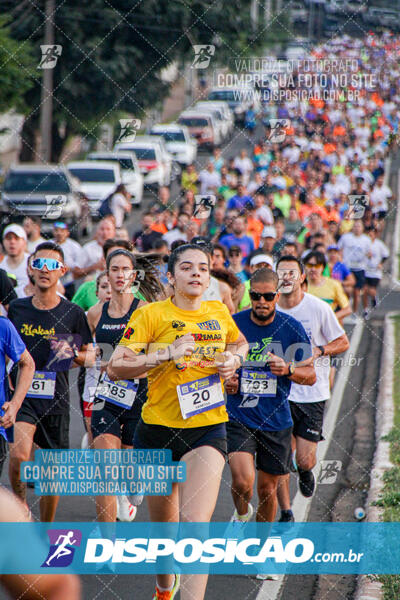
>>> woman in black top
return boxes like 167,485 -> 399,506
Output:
87,249 -> 147,522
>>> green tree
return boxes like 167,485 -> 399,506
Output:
5,1 -> 285,161
0,16 -> 35,113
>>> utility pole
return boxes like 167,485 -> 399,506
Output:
39,0 -> 55,163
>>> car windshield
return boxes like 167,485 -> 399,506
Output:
209,91 -> 237,102
4,171 -> 70,193
89,157 -> 135,170
151,131 -> 185,142
125,148 -> 156,160
178,117 -> 209,127
69,168 -> 115,182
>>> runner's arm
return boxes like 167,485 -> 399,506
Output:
0,350 -> 35,429
72,342 -> 96,368
314,333 -> 349,358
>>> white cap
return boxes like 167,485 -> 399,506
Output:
261,225 -> 277,239
250,254 -> 274,268
2,224 -> 27,241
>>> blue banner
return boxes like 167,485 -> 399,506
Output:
1,522 -> 400,575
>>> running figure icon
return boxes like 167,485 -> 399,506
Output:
46,531 -> 77,566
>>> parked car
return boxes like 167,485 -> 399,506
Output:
178,110 -> 221,149
379,9 -> 399,29
1,164 -> 84,238
208,87 -> 255,125
149,123 -> 197,167
86,151 -> 144,205
346,0 -> 366,14
199,100 -> 235,136
114,137 -> 171,189
67,161 -> 121,217
193,102 -> 234,141
325,0 -> 348,15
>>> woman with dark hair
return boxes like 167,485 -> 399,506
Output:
88,249 -> 147,523
108,243 -> 248,600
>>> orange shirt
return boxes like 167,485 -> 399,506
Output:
151,223 -> 168,234
247,216 -> 264,248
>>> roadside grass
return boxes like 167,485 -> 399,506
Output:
374,315 -> 400,598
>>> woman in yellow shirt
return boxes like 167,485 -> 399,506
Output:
108,243 -> 248,600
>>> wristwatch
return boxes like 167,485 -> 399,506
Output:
317,345 -> 325,357
288,362 -> 295,376
73,346 -> 79,359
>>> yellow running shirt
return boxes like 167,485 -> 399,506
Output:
119,297 -> 240,428
307,277 -> 349,312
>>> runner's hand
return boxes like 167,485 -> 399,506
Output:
0,402 -> 18,429
225,373 -> 239,394
169,334 -> 196,361
215,351 -> 237,380
267,353 -> 289,376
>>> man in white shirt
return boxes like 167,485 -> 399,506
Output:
23,217 -> 46,253
338,220 -> 372,316
74,217 -> 115,280
0,224 -> 30,297
51,222 -> 84,300
111,184 -> 131,228
276,255 -> 349,521
370,174 -> 392,220
198,161 -> 221,195
233,149 -> 253,185
363,227 -> 389,319
162,213 -> 189,248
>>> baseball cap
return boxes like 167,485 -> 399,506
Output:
327,244 -> 339,251
250,254 -> 274,268
261,226 -> 277,239
2,224 -> 27,241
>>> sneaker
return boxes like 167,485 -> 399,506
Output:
256,573 -> 279,580
81,432 -> 89,449
152,575 -> 180,600
230,502 -> 254,523
298,469 -> 315,498
345,313 -> 359,325
278,510 -> 294,523
117,495 -> 137,522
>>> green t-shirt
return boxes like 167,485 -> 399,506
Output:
72,280 -> 145,311
238,279 -> 251,311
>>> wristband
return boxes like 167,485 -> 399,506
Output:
233,353 -> 244,368
317,345 -> 325,357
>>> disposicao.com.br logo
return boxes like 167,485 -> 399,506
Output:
42,529 -> 82,568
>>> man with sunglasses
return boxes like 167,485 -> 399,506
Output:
7,242 -> 94,522
276,255 -> 349,522
225,268 -> 315,551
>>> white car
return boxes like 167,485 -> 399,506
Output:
207,87 -> 255,125
194,102 -> 234,140
200,100 -> 235,136
67,161 -> 121,217
193,103 -> 229,142
149,123 -> 197,167
86,151 -> 144,205
178,110 -> 222,149
325,0 -> 347,15
115,137 -> 171,188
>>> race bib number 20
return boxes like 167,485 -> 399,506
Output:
177,373 -> 224,420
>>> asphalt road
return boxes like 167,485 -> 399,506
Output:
1,138 -> 399,600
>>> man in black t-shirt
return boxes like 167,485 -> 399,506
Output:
7,241 -> 94,522
133,212 -> 162,251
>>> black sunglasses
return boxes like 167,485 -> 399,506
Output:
250,291 -> 277,302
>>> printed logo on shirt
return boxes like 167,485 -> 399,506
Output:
20,324 -> 56,337
123,327 -> 135,340
172,320 -> 186,331
196,320 -> 221,331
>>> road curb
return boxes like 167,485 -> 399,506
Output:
354,312 -> 397,600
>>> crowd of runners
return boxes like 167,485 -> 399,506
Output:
0,31 -> 399,600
